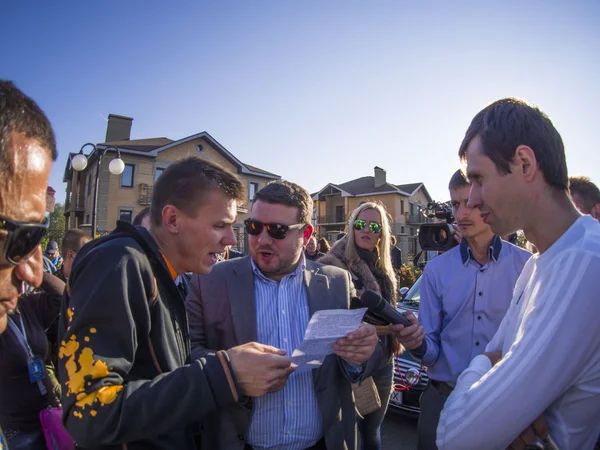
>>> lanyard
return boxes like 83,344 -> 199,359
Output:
8,313 -> 47,396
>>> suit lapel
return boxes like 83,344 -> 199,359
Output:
305,264 -> 334,316
228,257 -> 257,344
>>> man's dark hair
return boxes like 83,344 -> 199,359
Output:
150,157 -> 245,226
254,180 -> 313,224
569,176 -> 600,213
0,81 -> 57,179
133,207 -> 150,226
448,169 -> 469,190
61,229 -> 91,254
458,98 -> 567,191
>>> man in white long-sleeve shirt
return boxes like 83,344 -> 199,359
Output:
436,98 -> 600,450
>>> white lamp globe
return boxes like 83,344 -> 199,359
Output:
71,153 -> 88,171
109,157 -> 125,175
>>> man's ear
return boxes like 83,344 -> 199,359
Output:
161,205 -> 181,234
513,145 -> 538,182
302,224 -> 314,245
591,204 -> 600,221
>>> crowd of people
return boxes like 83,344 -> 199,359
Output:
0,80 -> 599,450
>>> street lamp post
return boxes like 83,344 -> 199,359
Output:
71,143 -> 125,237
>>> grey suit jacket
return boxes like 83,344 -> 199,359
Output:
186,256 -> 384,450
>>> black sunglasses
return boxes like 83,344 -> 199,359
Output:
353,219 -> 382,234
244,219 -> 305,240
0,216 -> 49,265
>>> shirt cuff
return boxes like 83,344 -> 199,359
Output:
410,340 -> 428,358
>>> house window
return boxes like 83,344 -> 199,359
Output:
196,144 -> 203,152
401,226 -> 405,234
410,202 -> 415,215
119,209 -> 133,223
155,167 -> 164,182
249,182 -> 259,201
86,214 -> 90,224
120,164 -> 135,187
335,205 -> 345,223
87,173 -> 92,196
400,200 -> 405,214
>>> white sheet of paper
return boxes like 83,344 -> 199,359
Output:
291,308 -> 367,371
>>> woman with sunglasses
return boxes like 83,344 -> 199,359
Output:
319,202 -> 398,450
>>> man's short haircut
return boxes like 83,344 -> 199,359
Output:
150,157 -> 245,226
61,229 -> 91,254
448,169 -> 470,190
0,81 -> 57,181
569,176 -> 600,213
458,98 -> 567,191
133,207 -> 150,226
254,180 -> 313,225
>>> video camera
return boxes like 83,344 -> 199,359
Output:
418,201 -> 457,252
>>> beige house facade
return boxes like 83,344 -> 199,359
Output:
312,166 -> 432,263
63,115 -> 279,253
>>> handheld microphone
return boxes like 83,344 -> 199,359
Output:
359,290 -> 414,327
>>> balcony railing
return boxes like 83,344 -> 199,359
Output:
317,214 -> 347,225
65,195 -> 86,212
139,184 -> 152,205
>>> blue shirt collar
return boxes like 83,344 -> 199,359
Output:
251,252 -> 307,283
460,235 -> 503,265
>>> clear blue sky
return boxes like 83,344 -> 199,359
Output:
2,1 -> 599,204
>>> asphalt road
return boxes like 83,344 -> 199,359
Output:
381,412 -> 418,449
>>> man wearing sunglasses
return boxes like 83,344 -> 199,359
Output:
187,180 -> 383,450
0,80 -> 58,449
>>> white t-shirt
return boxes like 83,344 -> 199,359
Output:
437,216 -> 600,450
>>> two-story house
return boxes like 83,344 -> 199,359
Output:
312,166 -> 432,263
63,114 -> 280,253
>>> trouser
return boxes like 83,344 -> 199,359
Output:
360,363 -> 394,450
4,426 -> 46,450
417,380 -> 452,450
244,437 -> 326,450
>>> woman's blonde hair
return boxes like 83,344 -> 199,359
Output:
346,202 -> 397,294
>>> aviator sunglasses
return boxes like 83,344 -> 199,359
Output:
353,219 -> 382,234
0,216 -> 49,265
244,219 -> 305,240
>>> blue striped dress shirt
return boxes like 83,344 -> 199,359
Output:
247,255 -> 323,450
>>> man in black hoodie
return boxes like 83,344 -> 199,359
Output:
59,157 -> 294,450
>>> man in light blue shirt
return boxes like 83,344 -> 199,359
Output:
392,169 -> 530,450
187,180 -> 383,450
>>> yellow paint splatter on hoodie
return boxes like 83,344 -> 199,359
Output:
59,320 -> 123,417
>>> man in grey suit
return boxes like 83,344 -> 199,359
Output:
187,180 -> 383,450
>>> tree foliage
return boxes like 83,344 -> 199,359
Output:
41,203 -> 65,252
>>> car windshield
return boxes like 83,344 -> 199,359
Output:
401,275 -> 421,308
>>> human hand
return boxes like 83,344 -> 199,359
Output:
507,415 -> 549,450
483,351 -> 502,366
333,323 -> 378,366
227,342 -> 295,397
388,311 -> 425,350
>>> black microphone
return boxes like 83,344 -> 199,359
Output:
359,290 -> 413,327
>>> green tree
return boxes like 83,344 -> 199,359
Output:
41,203 -> 65,252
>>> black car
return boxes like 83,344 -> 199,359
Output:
387,276 -> 429,418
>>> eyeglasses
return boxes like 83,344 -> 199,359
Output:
244,219 -> 305,240
0,216 -> 49,265
353,219 -> 382,234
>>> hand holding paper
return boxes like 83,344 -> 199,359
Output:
291,308 -> 368,371
333,323 -> 378,366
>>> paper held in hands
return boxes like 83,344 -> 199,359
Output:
291,308 -> 367,371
